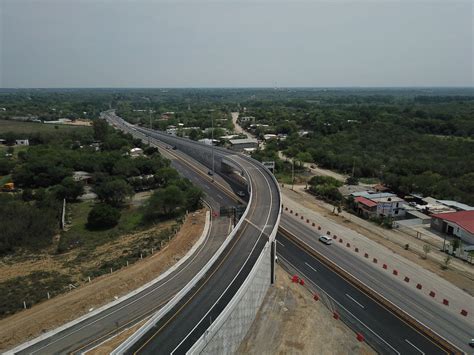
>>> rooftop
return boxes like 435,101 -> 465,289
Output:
229,138 -> 258,145
438,200 -> 474,211
431,210 -> 474,234
351,191 -> 396,199
355,196 -> 377,208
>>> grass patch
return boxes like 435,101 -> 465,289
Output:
60,201 -> 145,252
0,271 -> 73,318
0,119 -> 92,135
0,144 -> 29,158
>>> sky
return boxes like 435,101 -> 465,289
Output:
0,0 -> 472,88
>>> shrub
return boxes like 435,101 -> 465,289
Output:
87,204 -> 121,230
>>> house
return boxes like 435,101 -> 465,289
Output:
15,139 -> 29,146
130,147 -> 144,157
373,184 -> 390,193
228,138 -> 259,152
431,210 -> 474,245
371,196 -> 406,218
263,134 -> 278,141
351,191 -> 406,218
0,139 -> 6,145
73,171 -> 93,185
354,196 -> 377,218
239,116 -> 255,123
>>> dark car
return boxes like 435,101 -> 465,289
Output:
236,190 -> 245,197
208,170 -> 214,176
172,146 -> 177,150
469,338 -> 474,347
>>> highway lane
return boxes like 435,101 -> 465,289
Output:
127,151 -> 280,354
276,232 -> 448,355
280,214 -> 472,353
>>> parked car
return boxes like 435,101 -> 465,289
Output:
207,170 -> 214,176
236,190 -> 245,197
469,338 -> 474,347
319,235 -> 332,245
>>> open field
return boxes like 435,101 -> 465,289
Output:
0,119 -> 92,134
60,201 -> 146,252
0,198 -> 184,320
0,208 -> 206,351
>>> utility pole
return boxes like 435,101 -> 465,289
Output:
148,109 -> 152,145
211,115 -> 215,182
291,159 -> 295,191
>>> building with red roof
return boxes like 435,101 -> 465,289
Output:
354,196 -> 378,218
431,210 -> 474,245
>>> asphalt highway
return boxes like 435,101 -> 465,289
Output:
10,117 -> 241,355
276,232 -> 449,355
280,214 -> 471,353
127,149 -> 280,354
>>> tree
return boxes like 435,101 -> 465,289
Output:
184,186 -> 204,210
95,179 -> 133,207
54,177 -> 84,202
144,146 -> 159,155
87,204 -> 120,229
93,119 -> 109,141
441,255 -> 451,270
189,129 -> 199,141
345,176 -> 359,185
422,244 -> 431,259
144,185 -> 184,220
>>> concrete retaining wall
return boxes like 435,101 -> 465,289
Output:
187,242 -> 272,354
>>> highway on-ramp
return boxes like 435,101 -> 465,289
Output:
9,119 -> 242,355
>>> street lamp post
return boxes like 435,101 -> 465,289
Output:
211,115 -> 215,182
291,159 -> 294,191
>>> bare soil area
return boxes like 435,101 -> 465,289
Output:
238,266 -> 375,355
0,209 -> 206,351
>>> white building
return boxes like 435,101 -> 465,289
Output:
15,139 -> 29,146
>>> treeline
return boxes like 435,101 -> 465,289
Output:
0,118 -> 203,254
245,95 -> 474,205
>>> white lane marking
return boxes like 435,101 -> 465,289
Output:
345,293 -> 365,309
277,254 -> 400,355
27,213 -> 214,354
277,240 -> 285,248
405,339 -> 425,354
305,262 -> 317,273
171,157 -> 275,354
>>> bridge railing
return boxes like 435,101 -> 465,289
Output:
112,156 -> 254,354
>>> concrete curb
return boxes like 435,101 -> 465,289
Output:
7,209 -> 211,354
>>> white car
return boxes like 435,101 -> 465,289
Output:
319,235 -> 332,245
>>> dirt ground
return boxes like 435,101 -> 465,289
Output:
0,209 -> 207,351
238,266 -> 375,355
284,186 -> 474,295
